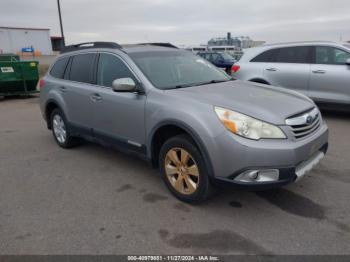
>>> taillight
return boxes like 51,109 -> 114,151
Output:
231,65 -> 240,73
39,79 -> 45,89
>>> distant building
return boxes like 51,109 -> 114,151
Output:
208,32 -> 265,49
0,26 -> 53,55
249,40 -> 266,48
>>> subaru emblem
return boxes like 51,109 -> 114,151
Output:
306,115 -> 313,124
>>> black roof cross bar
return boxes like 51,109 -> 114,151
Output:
61,42 -> 122,53
138,42 -> 178,49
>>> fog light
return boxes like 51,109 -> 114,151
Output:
234,169 -> 279,183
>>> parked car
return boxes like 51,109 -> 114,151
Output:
197,51 -> 236,73
208,46 -> 244,61
40,42 -> 328,203
232,41 -> 350,110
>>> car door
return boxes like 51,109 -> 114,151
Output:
262,46 -> 312,96
62,53 -> 97,131
91,53 -> 146,152
309,46 -> 350,104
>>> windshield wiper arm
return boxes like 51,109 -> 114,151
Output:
195,79 -> 234,86
170,79 -> 234,89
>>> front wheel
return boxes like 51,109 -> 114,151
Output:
159,134 -> 214,204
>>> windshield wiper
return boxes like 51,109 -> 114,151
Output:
169,78 -> 234,89
193,78 -> 234,86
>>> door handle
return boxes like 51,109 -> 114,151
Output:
90,93 -> 102,102
266,68 -> 277,72
59,86 -> 67,92
312,70 -> 326,74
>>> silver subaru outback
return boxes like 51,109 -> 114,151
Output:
40,42 -> 328,203
232,41 -> 350,110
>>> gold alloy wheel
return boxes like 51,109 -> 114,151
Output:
164,148 -> 199,195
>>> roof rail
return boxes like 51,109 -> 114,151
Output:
138,42 -> 178,49
61,42 -> 122,53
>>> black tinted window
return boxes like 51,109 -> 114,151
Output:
315,46 -> 350,65
275,46 -> 311,63
50,57 -> 69,78
97,54 -> 136,87
251,49 -> 278,62
251,47 -> 311,63
69,54 -> 96,83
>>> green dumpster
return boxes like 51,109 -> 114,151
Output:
0,54 -> 39,96
0,54 -> 20,62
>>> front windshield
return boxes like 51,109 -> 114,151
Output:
130,51 -> 231,90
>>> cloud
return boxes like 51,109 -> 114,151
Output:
0,0 -> 349,45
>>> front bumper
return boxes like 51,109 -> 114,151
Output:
207,123 -> 329,190
211,143 -> 327,190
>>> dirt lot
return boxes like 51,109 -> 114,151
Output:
0,95 -> 349,255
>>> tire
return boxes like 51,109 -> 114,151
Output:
50,108 -> 79,148
159,134 -> 214,204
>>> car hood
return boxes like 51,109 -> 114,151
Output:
169,80 -> 315,125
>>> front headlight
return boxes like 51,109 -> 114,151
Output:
215,107 -> 286,140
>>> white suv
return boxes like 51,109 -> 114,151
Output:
232,41 -> 350,110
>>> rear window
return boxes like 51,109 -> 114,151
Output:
69,53 -> 96,83
50,57 -> 69,79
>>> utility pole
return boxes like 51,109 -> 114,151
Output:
57,0 -> 66,47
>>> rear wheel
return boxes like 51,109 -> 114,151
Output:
50,108 -> 79,148
159,135 -> 213,204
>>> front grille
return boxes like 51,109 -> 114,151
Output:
286,108 -> 321,139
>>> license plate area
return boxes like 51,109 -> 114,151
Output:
295,151 -> 325,181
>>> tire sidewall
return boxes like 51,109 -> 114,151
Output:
159,135 -> 211,203
50,108 -> 71,148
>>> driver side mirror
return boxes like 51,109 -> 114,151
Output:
112,78 -> 136,92
346,59 -> 350,66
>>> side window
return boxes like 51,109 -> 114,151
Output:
275,46 -> 312,63
251,49 -> 278,62
50,57 -> 69,79
69,53 -> 96,83
315,46 -> 350,65
97,53 -> 136,87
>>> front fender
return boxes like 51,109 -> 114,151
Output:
147,119 -> 217,177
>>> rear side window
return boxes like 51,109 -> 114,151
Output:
69,53 -> 96,83
50,57 -> 69,79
